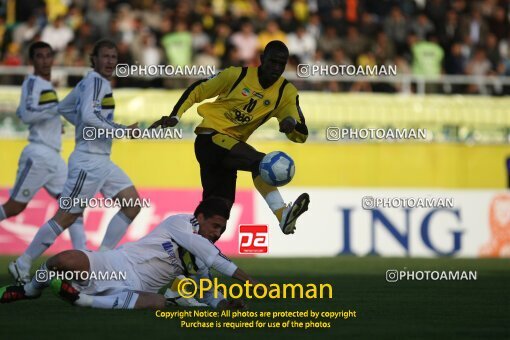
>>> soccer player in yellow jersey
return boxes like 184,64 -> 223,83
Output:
150,41 -> 309,234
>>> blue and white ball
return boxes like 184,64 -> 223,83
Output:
259,151 -> 295,187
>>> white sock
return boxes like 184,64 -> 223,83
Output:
83,291 -> 139,309
0,205 -> 6,221
24,263 -> 49,297
100,211 -> 132,251
23,219 -> 64,264
68,217 -> 87,250
265,191 -> 286,212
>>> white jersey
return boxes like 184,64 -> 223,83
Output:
16,75 -> 61,151
120,214 -> 237,293
58,71 -> 126,155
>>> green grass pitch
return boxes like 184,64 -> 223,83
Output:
0,256 -> 508,339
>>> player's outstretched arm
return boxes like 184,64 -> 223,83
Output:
275,89 -> 308,143
149,67 -> 241,129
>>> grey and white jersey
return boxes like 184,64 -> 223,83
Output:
120,214 -> 237,294
16,75 -> 61,151
58,71 -> 126,155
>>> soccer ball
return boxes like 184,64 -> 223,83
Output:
259,151 -> 295,187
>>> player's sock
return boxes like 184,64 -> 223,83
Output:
23,219 -> 64,262
99,211 -> 132,251
68,217 -> 87,250
0,205 -> 6,221
253,175 -> 286,221
84,291 -> 139,309
23,263 -> 49,297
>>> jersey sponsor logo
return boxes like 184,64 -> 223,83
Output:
239,224 -> 268,254
241,87 -> 250,96
162,241 -> 174,256
224,108 -> 253,125
252,91 -> 264,99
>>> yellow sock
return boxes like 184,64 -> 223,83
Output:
253,176 -> 285,220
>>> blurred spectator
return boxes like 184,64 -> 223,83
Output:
139,33 -> 162,67
66,5 -> 84,31
292,0 -> 309,23
351,50 -> 376,92
306,13 -> 322,40
318,26 -> 343,60
342,26 -> 368,61
372,32 -> 396,66
411,12 -> 435,41
253,8 -> 269,33
230,21 -> 259,64
212,23 -> 231,63
279,8 -> 299,33
230,0 -> 258,19
425,0 -> 448,29
441,10 -> 461,47
142,2 -> 164,32
191,22 -> 210,54
287,25 -> 316,64
259,20 -> 287,50
85,0 -> 111,40
359,13 -> 379,37
41,16 -> 74,52
384,7 -> 409,54
194,43 -> 221,69
55,43 -> 82,66
466,47 -> 492,94
489,6 -> 509,41
3,43 -> 22,66
485,33 -> 501,71
445,42 -> 467,75
260,0 -> 288,18
116,3 -> 136,44
73,22 -> 94,52
322,7 -> 347,35
161,21 -> 192,66
411,33 -> 444,79
13,16 -> 39,46
460,8 -> 489,45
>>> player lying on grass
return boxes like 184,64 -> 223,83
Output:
0,42 -> 87,268
150,40 -> 310,235
9,39 -> 141,284
1,198 -> 255,310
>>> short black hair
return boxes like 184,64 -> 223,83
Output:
194,197 -> 231,220
264,40 -> 289,57
29,41 -> 53,60
90,39 -> 117,67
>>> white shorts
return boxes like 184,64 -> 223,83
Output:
11,143 -> 67,203
77,249 -> 143,295
61,150 -> 133,213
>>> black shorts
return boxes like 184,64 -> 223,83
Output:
194,132 -> 265,205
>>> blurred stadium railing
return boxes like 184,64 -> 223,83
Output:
0,66 -> 508,144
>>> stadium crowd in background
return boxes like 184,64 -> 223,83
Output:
1,0 -> 510,93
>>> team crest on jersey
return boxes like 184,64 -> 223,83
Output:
241,87 -> 250,96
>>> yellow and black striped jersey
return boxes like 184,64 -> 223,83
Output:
170,66 -> 308,143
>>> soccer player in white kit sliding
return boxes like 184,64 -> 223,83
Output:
1,42 -> 87,283
1,198 -> 253,310
9,39 -> 140,284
